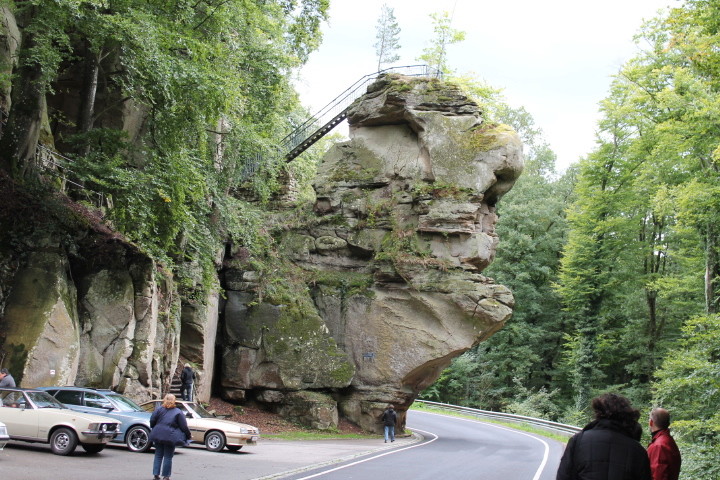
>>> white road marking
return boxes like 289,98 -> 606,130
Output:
414,410 -> 551,480
291,428 -> 439,480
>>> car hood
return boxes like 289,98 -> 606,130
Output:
193,417 -> 257,432
51,409 -> 120,424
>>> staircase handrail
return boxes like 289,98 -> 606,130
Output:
279,64 -> 443,159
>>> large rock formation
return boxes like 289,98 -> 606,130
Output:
218,74 -> 523,432
0,64 -> 521,433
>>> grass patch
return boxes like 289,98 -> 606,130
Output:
410,402 -> 571,444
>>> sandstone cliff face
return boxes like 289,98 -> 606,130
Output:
0,6 -> 20,114
0,231 -> 181,401
218,74 -> 523,432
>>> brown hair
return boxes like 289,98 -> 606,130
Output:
591,393 -> 640,433
162,393 -> 177,409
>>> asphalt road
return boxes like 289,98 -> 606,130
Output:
0,410 -> 567,480
0,433 -> 407,480
279,410 -> 567,480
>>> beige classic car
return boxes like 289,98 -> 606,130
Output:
0,388 -> 120,455
141,400 -> 259,452
0,421 -> 9,451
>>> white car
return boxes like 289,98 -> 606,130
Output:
141,400 -> 259,452
0,421 -> 9,451
0,388 -> 120,455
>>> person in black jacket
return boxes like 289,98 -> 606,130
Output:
149,394 -> 192,480
180,363 -> 194,401
381,404 -> 397,443
556,393 -> 651,480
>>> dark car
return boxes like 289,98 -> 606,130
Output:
38,387 -> 152,453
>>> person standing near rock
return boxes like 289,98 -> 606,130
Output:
180,363 -> 194,401
381,404 -> 397,443
647,407 -> 681,480
149,394 -> 191,480
0,368 -> 16,387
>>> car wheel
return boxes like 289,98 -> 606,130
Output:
205,431 -> 226,452
50,428 -> 78,456
126,425 -> 151,453
81,443 -> 105,454
226,445 -> 242,452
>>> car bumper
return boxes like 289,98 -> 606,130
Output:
79,431 -> 119,444
226,433 -> 259,447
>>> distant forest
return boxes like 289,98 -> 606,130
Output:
421,2 -> 719,477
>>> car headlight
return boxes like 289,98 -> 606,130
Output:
0,425 -> 7,436
87,423 -> 109,432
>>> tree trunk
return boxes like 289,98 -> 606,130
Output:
0,30 -> 44,180
646,289 -> 657,377
77,43 -> 99,143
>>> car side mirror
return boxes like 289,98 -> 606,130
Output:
185,412 -> 193,418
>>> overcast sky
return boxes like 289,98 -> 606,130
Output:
294,0 -> 679,171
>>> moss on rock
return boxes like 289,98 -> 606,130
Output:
463,123 -> 517,152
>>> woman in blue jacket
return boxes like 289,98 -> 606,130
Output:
149,394 -> 192,480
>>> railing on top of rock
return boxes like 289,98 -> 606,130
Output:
282,64 -> 443,161
35,144 -> 106,207
240,64 -> 444,178
1,110 -> 102,206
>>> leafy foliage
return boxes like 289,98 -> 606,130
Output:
0,0 -> 329,294
653,315 -> 720,480
417,11 -> 465,76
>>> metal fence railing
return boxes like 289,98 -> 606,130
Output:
36,144 -> 105,206
240,64 -> 442,178
280,64 -> 443,162
414,400 -> 582,437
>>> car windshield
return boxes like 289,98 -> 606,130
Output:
26,391 -> 65,409
109,394 -> 143,412
184,402 -> 215,419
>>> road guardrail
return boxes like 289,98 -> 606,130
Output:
414,399 -> 582,437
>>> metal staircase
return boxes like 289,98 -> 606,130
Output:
243,64 -> 443,177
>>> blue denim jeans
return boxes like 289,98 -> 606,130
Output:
153,443 -> 176,477
384,425 -> 395,442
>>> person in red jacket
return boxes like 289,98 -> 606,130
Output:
647,407 -> 681,480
